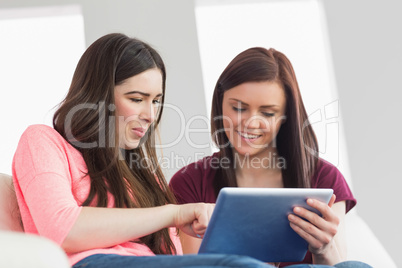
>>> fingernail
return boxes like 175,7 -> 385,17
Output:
307,199 -> 314,205
294,207 -> 301,213
196,234 -> 201,238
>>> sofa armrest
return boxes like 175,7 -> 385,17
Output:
345,212 -> 396,268
0,231 -> 70,268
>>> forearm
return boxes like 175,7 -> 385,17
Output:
62,204 -> 177,253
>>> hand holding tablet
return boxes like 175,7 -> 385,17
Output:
198,187 -> 333,262
288,193 -> 339,256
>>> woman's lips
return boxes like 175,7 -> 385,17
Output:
132,128 -> 146,138
237,131 -> 262,141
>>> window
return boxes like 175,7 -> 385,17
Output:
0,5 -> 85,173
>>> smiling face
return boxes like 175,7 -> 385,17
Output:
221,81 -> 287,158
114,68 -> 163,149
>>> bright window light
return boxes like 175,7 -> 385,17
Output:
195,0 -> 352,186
0,5 -> 85,174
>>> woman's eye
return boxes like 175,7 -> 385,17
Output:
130,98 -> 142,103
262,112 -> 275,117
153,99 -> 161,105
232,107 -> 245,112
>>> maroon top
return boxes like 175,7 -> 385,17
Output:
169,153 -> 356,266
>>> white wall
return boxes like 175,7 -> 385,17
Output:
0,0 -> 400,266
323,0 -> 402,266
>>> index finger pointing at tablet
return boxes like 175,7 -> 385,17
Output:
192,203 -> 215,234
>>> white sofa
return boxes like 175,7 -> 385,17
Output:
0,173 -> 70,268
0,172 -> 396,267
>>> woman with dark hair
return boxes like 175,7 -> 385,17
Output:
170,48 -> 369,267
12,34 -> 276,268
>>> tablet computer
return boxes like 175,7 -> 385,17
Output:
198,187 -> 333,262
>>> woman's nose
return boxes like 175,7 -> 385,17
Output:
139,102 -> 155,123
244,114 -> 266,130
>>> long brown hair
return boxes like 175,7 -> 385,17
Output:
211,47 -> 319,196
53,33 -> 177,254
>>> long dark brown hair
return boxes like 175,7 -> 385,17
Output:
211,47 -> 319,196
53,33 -> 177,254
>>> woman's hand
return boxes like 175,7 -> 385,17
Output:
173,203 -> 215,238
288,194 -> 339,256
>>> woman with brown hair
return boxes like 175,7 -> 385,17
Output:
11,34 -> 275,268
170,47 -> 370,267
